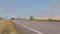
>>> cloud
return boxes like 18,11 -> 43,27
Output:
48,1 -> 60,9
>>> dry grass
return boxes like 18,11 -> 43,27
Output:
0,20 -> 20,34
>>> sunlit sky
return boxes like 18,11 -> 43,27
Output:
0,0 -> 60,18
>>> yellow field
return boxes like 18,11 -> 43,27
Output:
16,17 -> 60,21
0,20 -> 20,34
33,17 -> 60,21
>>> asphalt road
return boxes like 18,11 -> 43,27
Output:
11,20 -> 60,34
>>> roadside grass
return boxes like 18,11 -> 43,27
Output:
0,20 -> 20,34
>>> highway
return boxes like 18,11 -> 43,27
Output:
11,20 -> 60,34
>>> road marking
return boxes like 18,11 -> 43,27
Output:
14,21 -> 44,34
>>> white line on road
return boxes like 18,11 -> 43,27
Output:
14,21 -> 44,34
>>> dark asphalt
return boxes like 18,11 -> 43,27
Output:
11,20 -> 60,34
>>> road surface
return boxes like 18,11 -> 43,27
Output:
11,20 -> 60,34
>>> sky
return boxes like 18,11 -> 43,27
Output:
0,0 -> 60,18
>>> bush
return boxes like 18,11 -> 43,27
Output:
30,16 -> 33,20
49,18 -> 51,21
11,18 -> 14,20
17,18 -> 20,20
0,17 -> 1,20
